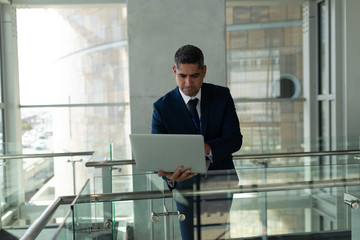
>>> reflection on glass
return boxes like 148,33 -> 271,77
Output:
17,8 -> 128,105
226,3 -> 304,153
319,101 -> 330,147
89,162 -> 359,239
0,110 -> 2,139
16,9 -> 131,212
0,110 -> 4,208
20,106 -> 131,157
319,1 -> 328,95
235,101 -> 304,154
17,7 -> 130,156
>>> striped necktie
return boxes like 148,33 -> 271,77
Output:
188,98 -> 200,132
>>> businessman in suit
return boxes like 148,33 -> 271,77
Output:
151,45 -> 242,239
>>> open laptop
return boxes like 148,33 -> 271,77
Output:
129,134 -> 207,173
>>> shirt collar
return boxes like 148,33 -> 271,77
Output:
179,88 -> 201,104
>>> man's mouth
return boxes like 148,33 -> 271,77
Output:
183,86 -> 193,91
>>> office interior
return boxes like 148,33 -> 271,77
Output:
1,0 -> 360,239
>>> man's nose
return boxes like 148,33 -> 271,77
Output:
184,76 -> 191,85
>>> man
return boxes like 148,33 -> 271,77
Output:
151,45 -> 242,239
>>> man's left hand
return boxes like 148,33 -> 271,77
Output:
157,166 -> 198,182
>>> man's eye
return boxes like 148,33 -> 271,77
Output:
191,74 -> 199,78
179,74 -> 186,78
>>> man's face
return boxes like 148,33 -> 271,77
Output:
173,63 -> 207,97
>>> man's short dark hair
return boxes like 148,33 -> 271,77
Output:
174,45 -> 204,69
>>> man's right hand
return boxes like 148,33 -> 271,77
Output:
157,166 -> 198,182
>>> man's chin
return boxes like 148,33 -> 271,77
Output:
181,89 -> 197,97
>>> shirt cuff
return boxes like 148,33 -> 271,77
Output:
206,149 -> 213,163
161,176 -> 176,190
167,180 -> 176,188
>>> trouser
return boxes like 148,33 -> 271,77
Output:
175,171 -> 238,240
175,177 -> 195,240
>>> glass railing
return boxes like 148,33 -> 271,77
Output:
236,135 -> 360,155
33,153 -> 359,239
0,145 -> 94,238
15,137 -> 360,239
51,208 -> 72,240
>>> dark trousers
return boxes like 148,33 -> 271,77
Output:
175,178 -> 195,240
174,171 -> 238,240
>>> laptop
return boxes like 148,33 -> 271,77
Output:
129,134 -> 207,173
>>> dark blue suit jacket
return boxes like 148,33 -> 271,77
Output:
152,83 -> 242,170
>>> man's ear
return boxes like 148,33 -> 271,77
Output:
172,65 -> 177,76
202,65 -> 207,77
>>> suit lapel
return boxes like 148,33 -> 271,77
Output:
200,84 -> 210,135
174,87 -> 199,133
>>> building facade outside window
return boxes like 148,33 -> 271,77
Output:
16,7 -> 130,202
226,3 -> 304,155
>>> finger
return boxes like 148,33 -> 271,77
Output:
186,172 -> 198,179
177,169 -> 198,182
170,166 -> 184,180
157,170 -> 169,177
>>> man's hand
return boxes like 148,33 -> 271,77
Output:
157,166 -> 198,182
204,143 -> 211,155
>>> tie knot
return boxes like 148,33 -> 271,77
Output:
188,98 -> 198,107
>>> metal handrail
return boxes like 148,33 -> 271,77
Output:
84,177 -> 360,202
0,151 -> 95,160
233,97 -> 306,103
85,159 -> 135,167
20,197 -> 64,240
85,149 -> 360,167
20,176 -> 360,240
234,149 -> 360,159
21,179 -> 91,240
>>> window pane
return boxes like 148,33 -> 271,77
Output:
20,105 -> 131,202
318,100 -> 331,147
318,1 -> 328,95
21,106 -> 131,158
17,8 -> 130,205
0,110 -> 3,144
226,3 -> 304,152
0,110 -> 4,207
235,101 -> 304,154
17,7 -> 129,152
17,8 -> 128,105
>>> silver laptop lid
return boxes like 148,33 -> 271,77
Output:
129,134 -> 207,173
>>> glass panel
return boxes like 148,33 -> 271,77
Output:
235,101 -> 304,154
0,109 -> 4,208
71,179 -> 92,239
52,209 -> 73,240
0,163 -> 5,215
319,1 -> 328,95
227,4 -> 303,98
17,7 -> 131,191
319,100 -> 331,142
83,158 -> 357,239
0,150 -> 92,232
4,204 -> 71,239
226,2 -> 304,153
20,105 -> 131,157
18,153 -> 359,239
228,187 -> 350,238
0,109 -> 3,143
106,162 -> 360,239
17,7 -> 128,105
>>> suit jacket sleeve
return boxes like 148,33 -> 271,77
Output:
152,102 -> 168,134
201,85 -> 242,169
205,89 -> 242,161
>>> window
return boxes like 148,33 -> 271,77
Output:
17,7 -> 130,156
226,3 -> 304,154
16,6 -> 130,201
